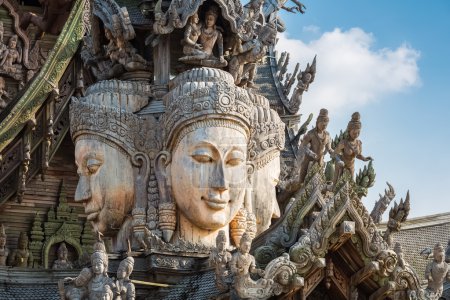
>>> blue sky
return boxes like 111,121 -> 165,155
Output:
276,0 -> 450,219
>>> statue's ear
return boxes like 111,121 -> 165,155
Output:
246,162 -> 255,183
155,151 -> 172,201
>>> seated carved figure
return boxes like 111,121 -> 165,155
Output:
8,232 -> 33,267
230,232 -> 271,298
179,6 -> 227,67
247,94 -> 285,234
156,67 -> 253,247
53,242 -> 73,269
0,35 -> 22,74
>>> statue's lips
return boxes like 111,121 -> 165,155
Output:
202,196 -> 229,210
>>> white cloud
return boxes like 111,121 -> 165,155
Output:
276,28 -> 421,116
302,25 -> 320,34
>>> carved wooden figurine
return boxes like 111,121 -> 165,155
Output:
298,108 -> 333,184
179,6 -> 227,67
209,230 -> 233,293
230,232 -> 271,299
424,243 -> 450,299
115,256 -> 136,300
0,224 -> 9,266
52,242 -> 73,269
0,35 -> 22,74
0,76 -> 9,110
8,232 -> 33,267
333,112 -> 373,183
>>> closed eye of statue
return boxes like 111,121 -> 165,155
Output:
226,150 -> 244,166
191,149 -> 214,163
86,158 -> 102,174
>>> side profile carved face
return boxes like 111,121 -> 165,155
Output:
252,156 -> 281,234
169,127 -> 247,230
74,139 -> 135,234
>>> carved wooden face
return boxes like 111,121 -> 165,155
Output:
169,126 -> 247,230
92,258 -> 105,275
251,155 -> 281,234
74,139 -> 135,235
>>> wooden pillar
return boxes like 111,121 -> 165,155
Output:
153,34 -> 170,86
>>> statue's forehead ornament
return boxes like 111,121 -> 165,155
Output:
163,68 -> 254,151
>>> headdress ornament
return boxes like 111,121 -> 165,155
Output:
347,112 -> 361,130
163,68 -> 253,151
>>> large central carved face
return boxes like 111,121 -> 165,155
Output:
169,126 -> 247,230
74,139 -> 134,234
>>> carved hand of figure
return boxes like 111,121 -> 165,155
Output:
63,277 -> 75,283
364,156 -> 373,162
337,160 -> 345,167
219,56 -> 226,64
194,43 -> 203,50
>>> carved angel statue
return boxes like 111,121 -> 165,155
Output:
229,22 -> 277,87
288,56 -> 316,113
424,243 -> 450,299
333,112 -> 373,183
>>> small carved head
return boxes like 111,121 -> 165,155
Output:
8,35 -> 18,48
239,232 -> 252,254
347,112 -> 361,139
91,250 -> 108,276
18,232 -> 28,250
205,6 -> 219,27
216,230 -> 227,252
57,242 -> 69,260
117,256 -> 135,280
433,243 -> 444,263
316,108 -> 329,131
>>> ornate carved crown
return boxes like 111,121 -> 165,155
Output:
69,79 -> 154,156
163,68 -> 253,151
248,94 -> 285,169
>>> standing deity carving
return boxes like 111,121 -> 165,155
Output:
0,224 -> 9,266
334,112 -> 372,183
209,230 -> 233,294
424,243 -> 450,299
298,108 -> 333,184
53,242 -> 73,269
